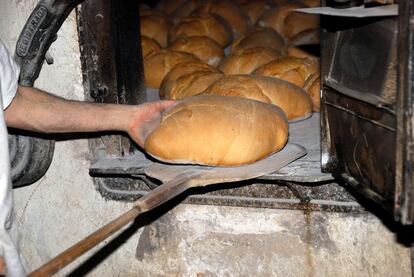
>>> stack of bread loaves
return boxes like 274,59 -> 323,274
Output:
140,0 -> 321,166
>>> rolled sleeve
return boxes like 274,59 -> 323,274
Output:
0,40 -> 20,110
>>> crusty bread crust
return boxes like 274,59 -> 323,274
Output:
145,95 -> 288,166
204,75 -> 313,120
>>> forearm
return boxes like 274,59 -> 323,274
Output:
4,86 -> 134,134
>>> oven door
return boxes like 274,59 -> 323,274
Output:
320,2 -> 414,224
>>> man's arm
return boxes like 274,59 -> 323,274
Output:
4,86 -> 175,147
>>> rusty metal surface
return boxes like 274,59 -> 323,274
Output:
321,9 -> 414,224
395,1 -> 414,225
324,16 -> 397,107
94,176 -> 362,213
78,0 -> 144,158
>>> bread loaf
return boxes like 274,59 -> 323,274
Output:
161,71 -> 223,100
253,56 -> 317,88
171,0 -> 204,24
155,0 -> 188,14
218,47 -> 280,75
140,14 -> 170,47
287,29 -> 320,47
230,27 -> 285,54
168,36 -> 224,66
241,1 -> 272,25
193,0 -> 252,37
286,47 -> 317,60
169,14 -> 233,47
159,61 -> 220,99
283,11 -> 319,39
143,50 -> 200,88
204,75 -> 313,120
256,3 -> 308,40
304,73 -> 320,112
141,36 -> 161,59
144,94 -> 289,166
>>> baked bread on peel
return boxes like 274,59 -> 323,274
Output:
144,95 -> 289,166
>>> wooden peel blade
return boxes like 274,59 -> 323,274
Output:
28,144 -> 306,277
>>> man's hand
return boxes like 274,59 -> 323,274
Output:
5,86 -> 176,148
126,100 -> 176,147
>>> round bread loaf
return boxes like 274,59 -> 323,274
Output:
253,56 -> 317,88
169,14 -> 233,47
287,28 -> 320,47
159,61 -> 220,98
230,27 -> 285,54
143,50 -> 200,88
141,36 -> 161,59
286,46 -> 317,60
168,36 -> 225,66
241,1 -> 272,25
256,3 -> 307,40
193,0 -> 252,37
162,71 -> 223,100
304,73 -> 320,112
283,11 -> 319,39
140,14 -> 170,47
218,47 -> 280,75
171,0 -> 204,24
204,75 -> 313,120
144,94 -> 289,166
156,0 -> 188,14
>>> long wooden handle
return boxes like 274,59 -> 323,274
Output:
28,173 -> 194,277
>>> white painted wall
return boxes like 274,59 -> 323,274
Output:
0,1 -> 411,276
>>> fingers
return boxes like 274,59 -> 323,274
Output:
147,100 -> 177,112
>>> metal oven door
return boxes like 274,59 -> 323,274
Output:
320,2 -> 414,224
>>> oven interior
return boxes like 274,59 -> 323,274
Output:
8,0 -> 414,226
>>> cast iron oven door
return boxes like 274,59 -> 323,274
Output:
320,2 -> 414,224
9,0 -> 83,187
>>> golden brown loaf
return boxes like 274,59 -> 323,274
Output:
304,73 -> 320,112
155,0 -> 188,14
144,94 -> 289,166
286,46 -> 317,60
241,1 -> 272,25
230,27 -> 285,54
204,75 -> 313,120
168,36 -> 225,66
218,47 -> 280,75
193,0 -> 252,37
161,71 -> 223,100
287,28 -> 320,47
257,3 -> 314,40
140,14 -> 170,47
171,0 -> 204,24
283,11 -> 319,39
143,50 -> 200,88
169,14 -> 233,47
159,61 -> 220,98
253,56 -> 318,88
141,36 -> 161,59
